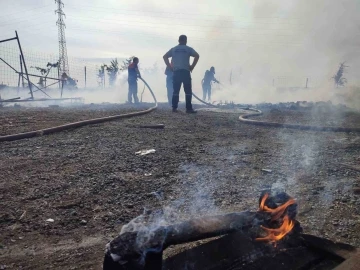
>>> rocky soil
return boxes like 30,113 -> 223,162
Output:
0,103 -> 359,269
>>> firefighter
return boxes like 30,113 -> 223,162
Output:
127,57 -> 141,104
163,35 -> 200,113
202,66 -> 219,102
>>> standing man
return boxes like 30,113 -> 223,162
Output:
164,60 -> 173,106
163,35 -> 199,113
127,57 -> 141,104
202,66 -> 219,101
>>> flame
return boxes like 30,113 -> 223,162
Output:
256,193 -> 296,244
259,193 -> 296,221
256,215 -> 295,243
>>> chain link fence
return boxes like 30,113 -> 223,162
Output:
0,39 -> 101,91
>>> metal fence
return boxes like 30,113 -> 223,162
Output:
0,37 -> 101,91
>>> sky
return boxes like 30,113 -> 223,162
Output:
1,0 -> 360,102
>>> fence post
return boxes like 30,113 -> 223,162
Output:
15,31 -> 33,99
20,54 -> 24,88
84,66 -> 87,88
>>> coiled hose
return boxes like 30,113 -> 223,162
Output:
0,78 -> 157,142
238,109 -> 360,132
192,92 -> 360,132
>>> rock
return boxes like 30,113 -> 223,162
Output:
46,218 -> 54,223
80,220 -> 87,225
19,211 -> 27,220
353,187 -> 360,195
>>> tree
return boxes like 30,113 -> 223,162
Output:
106,58 -> 119,87
97,64 -> 106,87
119,56 -> 135,72
332,62 -> 348,88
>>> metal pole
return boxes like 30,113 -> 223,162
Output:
17,54 -> 21,94
17,72 -> 21,95
306,78 -> 308,88
0,37 -> 17,44
58,66 -> 60,89
17,72 -> 62,81
84,66 -> 87,88
15,31 -> 33,99
61,79 -> 64,98
20,55 -> 24,88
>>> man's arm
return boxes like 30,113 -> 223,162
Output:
190,49 -> 200,72
163,49 -> 172,70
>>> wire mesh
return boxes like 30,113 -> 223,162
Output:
0,38 -> 101,92
0,39 -> 20,87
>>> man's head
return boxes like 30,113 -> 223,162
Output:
178,35 -> 187,45
133,57 -> 139,64
210,66 -> 215,73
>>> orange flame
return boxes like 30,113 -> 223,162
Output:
259,193 -> 296,221
256,193 -> 296,244
255,215 -> 295,243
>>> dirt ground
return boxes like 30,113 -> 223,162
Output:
0,103 -> 360,269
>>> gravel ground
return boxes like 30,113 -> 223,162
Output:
0,103 -> 359,269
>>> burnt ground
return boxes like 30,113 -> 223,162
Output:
0,103 -> 360,269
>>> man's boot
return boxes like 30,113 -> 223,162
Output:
186,108 -> 197,114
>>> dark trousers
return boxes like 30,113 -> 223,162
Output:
166,75 -> 173,106
202,83 -> 211,101
172,69 -> 192,110
128,80 -> 139,103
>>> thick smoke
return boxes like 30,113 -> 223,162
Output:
106,0 -> 360,107
192,0 -> 360,105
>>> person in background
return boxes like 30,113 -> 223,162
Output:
165,60 -> 174,106
163,35 -> 200,113
127,57 -> 141,104
202,66 -> 219,102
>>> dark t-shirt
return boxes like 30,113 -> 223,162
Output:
128,62 -> 138,81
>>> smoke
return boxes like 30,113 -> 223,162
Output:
185,0 -> 360,105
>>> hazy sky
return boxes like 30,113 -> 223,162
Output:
1,0 -> 360,87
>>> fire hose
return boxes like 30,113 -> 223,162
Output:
1,79 -> 359,143
0,77 -> 157,142
192,93 -> 360,133
238,109 -> 360,132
